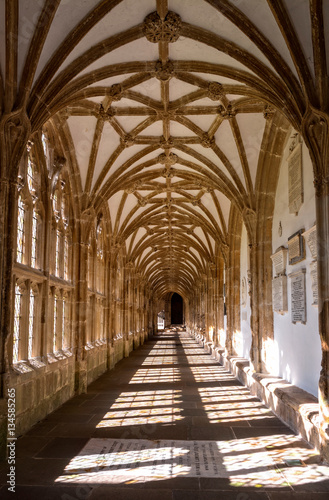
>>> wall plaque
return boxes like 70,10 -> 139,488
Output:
270,246 -> 288,275
310,260 -> 318,306
302,225 -> 317,259
289,269 -> 306,324
241,277 -> 247,307
272,275 -> 288,314
288,229 -> 305,265
288,137 -> 303,215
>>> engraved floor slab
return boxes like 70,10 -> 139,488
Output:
54,436 -> 289,486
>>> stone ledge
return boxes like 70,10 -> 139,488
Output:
193,335 -> 320,452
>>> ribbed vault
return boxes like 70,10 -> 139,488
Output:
3,0 -> 327,301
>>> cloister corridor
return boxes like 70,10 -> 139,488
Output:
1,327 -> 328,500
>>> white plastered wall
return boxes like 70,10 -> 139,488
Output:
271,133 -> 321,396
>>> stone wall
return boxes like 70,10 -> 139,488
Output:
86,342 -> 108,386
7,354 -> 75,437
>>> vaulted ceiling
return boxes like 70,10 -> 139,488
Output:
1,0 -> 328,299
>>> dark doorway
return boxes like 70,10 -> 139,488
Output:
171,293 -> 183,324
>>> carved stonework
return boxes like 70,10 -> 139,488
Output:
162,168 -> 174,178
108,84 -> 122,101
138,198 -> 147,207
99,104 -> 115,120
1,110 -> 31,179
207,82 -> 224,101
160,136 -> 174,149
218,104 -> 236,119
154,60 -> 175,81
121,134 -> 134,148
143,11 -> 182,43
263,104 -> 275,120
158,152 -> 177,165
201,133 -> 215,148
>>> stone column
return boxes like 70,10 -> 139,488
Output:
74,228 -> 89,394
302,109 -> 329,462
217,255 -> 225,347
123,264 -> 130,357
249,242 -> 260,372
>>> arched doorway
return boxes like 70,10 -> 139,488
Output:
171,293 -> 183,324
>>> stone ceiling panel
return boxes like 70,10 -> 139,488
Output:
234,112 -> 266,188
236,0 -> 299,79
67,115 -> 97,191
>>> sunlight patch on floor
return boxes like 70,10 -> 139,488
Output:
55,436 -> 329,487
129,368 -> 181,384
96,389 -> 184,427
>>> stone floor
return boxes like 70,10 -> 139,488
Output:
1,328 -> 329,499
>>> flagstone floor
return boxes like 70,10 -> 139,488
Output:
1,328 -> 329,499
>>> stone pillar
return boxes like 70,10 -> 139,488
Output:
74,233 -> 89,394
302,109 -> 329,462
249,242 -> 260,372
305,111 -> 329,461
108,250 -> 116,368
123,264 -> 130,357
217,255 -> 225,347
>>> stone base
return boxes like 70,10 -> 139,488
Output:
194,335 -> 321,453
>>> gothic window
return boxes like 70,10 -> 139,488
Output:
64,237 -> 69,281
55,230 -> 61,277
28,288 -> 35,358
96,222 -> 105,294
88,244 -> 94,289
31,209 -> 38,268
13,284 -> 22,363
41,131 -> 48,158
16,194 -> 25,264
27,154 -> 34,193
53,293 -> 58,352
62,295 -> 66,349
